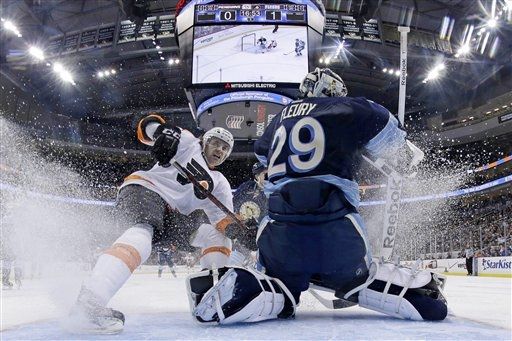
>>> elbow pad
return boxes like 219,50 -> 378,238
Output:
137,114 -> 166,146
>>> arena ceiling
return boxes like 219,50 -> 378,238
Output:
1,0 -> 511,124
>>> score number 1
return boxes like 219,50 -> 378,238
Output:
220,10 -> 236,21
265,10 -> 282,21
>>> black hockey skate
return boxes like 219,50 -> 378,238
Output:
66,288 -> 125,334
2,280 -> 13,290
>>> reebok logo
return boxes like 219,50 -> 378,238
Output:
383,177 -> 402,248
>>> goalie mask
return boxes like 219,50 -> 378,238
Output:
299,68 -> 348,98
202,127 -> 234,167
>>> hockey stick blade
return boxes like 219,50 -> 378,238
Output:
308,284 -> 357,309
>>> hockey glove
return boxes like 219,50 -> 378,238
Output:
224,217 -> 259,251
151,124 -> 181,167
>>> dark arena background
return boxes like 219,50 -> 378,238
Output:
0,0 -> 511,339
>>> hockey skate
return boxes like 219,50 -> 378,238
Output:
2,280 -> 13,290
65,288 -> 125,334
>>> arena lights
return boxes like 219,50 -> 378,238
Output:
454,44 -> 470,58
487,17 -> 498,28
28,46 -> 45,61
382,67 -> 400,77
422,63 -> 445,83
97,68 -> 117,79
1,18 -> 22,37
53,63 -> 76,85
168,58 -> 180,65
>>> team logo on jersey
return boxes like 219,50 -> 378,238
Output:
176,158 -> 214,200
239,201 -> 261,220
198,180 -> 209,190
226,115 -> 245,129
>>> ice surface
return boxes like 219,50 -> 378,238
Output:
1,272 -> 510,340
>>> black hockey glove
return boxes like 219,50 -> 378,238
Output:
151,124 -> 181,167
225,217 -> 259,251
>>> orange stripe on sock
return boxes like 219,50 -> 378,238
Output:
202,246 -> 231,257
104,243 -> 142,272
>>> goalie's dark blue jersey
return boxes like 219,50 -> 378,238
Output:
254,96 -> 406,208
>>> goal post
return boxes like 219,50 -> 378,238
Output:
241,32 -> 256,51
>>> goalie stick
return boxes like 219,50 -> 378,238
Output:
368,26 -> 410,261
308,284 -> 357,309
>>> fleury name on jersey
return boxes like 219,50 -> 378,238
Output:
280,102 -> 317,122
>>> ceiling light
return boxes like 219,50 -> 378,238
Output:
395,70 -> 400,76
28,46 -> 45,60
160,56 -> 165,60
457,44 -> 470,55
487,18 -> 497,28
53,63 -> 75,84
388,69 -> 395,74
111,69 -> 116,74
3,19 -> 22,37
104,70 -> 110,75
382,68 -> 388,72
319,58 -> 324,63
156,45 -> 161,49
169,59 -> 175,65
174,59 -> 180,64
97,71 -> 104,78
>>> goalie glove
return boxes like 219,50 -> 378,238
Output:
151,123 -> 181,167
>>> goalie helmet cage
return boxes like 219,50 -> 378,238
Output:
241,32 -> 256,51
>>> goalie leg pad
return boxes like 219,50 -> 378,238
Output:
358,261 -> 447,321
192,267 -> 296,324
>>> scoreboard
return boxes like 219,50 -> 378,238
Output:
195,3 -> 307,24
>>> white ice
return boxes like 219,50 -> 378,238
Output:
1,268 -> 510,340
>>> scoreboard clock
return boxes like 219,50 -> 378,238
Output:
195,3 -> 308,24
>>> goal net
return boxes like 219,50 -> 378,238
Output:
240,33 -> 256,51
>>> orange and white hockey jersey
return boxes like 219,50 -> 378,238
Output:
121,116 -> 234,229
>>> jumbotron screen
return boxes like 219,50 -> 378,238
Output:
192,24 -> 308,84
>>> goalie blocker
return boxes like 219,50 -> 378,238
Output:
187,260 -> 447,324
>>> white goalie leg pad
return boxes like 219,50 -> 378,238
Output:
194,267 -> 296,324
190,224 -> 232,269
357,260 -> 447,321
358,287 -> 423,320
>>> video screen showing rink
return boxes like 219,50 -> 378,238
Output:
192,25 -> 308,83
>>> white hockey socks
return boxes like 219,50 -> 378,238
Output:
82,224 -> 153,306
190,223 -> 232,269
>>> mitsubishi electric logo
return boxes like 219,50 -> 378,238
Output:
225,83 -> 277,89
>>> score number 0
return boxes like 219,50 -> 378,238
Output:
220,10 -> 236,21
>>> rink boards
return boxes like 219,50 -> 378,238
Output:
402,256 -> 512,277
